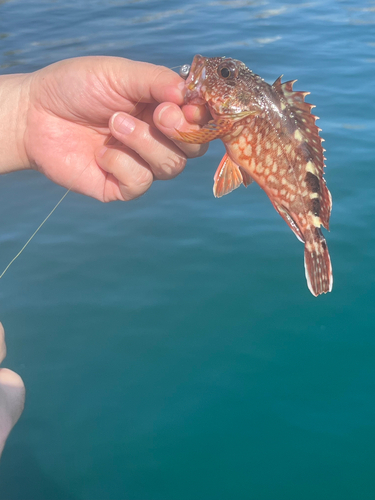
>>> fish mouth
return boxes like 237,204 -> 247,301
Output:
183,54 -> 207,105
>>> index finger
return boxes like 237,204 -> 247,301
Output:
153,103 -> 209,158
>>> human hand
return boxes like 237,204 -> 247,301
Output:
0,56 -> 209,201
0,323 -> 25,458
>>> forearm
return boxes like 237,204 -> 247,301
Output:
0,73 -> 31,174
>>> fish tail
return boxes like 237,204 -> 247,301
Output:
304,230 -> 333,296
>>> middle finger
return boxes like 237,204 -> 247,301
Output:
108,111 -> 188,180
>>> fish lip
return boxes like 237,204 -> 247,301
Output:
183,54 -> 207,105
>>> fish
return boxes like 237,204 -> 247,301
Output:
177,55 -> 332,296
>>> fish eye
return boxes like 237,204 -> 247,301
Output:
217,61 -> 237,80
220,67 -> 230,78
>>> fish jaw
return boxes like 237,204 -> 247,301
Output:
184,54 -> 207,105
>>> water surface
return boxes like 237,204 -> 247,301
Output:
1,1 -> 375,499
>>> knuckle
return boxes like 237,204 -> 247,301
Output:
159,154 -> 186,180
134,167 -> 154,188
124,167 -> 153,200
121,179 -> 152,201
138,127 -> 154,149
172,154 -> 187,177
152,64 -> 175,83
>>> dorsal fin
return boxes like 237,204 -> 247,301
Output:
272,76 -> 325,177
272,75 -> 332,229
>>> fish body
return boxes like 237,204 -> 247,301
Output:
177,55 -> 332,296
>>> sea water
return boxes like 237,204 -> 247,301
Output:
1,1 -> 375,499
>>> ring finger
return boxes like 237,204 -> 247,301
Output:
96,144 -> 154,201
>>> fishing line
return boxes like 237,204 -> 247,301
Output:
0,64 -> 188,279
0,189 -> 71,279
0,154 -> 98,280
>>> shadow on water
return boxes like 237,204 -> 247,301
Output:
0,444 -> 78,500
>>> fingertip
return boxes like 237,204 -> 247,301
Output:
163,82 -> 185,106
149,66 -> 185,104
153,104 -> 210,159
182,104 -> 211,125
154,103 -> 184,135
154,103 -> 210,141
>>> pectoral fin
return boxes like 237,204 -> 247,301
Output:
213,153 -> 253,198
176,119 -> 233,144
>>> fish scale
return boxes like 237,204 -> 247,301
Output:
177,55 -> 332,296
229,120 -> 311,227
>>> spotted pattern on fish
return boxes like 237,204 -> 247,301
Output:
177,55 -> 333,296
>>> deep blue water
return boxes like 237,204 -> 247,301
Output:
1,0 -> 375,499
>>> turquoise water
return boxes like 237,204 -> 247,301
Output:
1,0 -> 375,498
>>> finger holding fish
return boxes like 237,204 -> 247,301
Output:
97,100 -> 210,191
153,102 -> 210,157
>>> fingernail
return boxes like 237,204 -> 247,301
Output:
193,107 -> 202,122
113,113 -> 135,135
177,81 -> 186,91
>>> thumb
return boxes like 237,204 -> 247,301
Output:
102,57 -> 186,105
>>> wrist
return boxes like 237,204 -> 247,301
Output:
0,73 -> 32,174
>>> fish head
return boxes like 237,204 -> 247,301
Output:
184,54 -> 261,120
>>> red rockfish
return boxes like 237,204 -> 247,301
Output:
177,55 -> 333,296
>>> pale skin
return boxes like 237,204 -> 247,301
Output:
0,55 -> 209,199
0,323 -> 25,458
0,55 -> 209,456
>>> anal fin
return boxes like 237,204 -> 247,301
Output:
271,201 -> 305,243
213,153 -> 253,198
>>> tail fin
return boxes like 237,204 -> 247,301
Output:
304,232 -> 333,296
